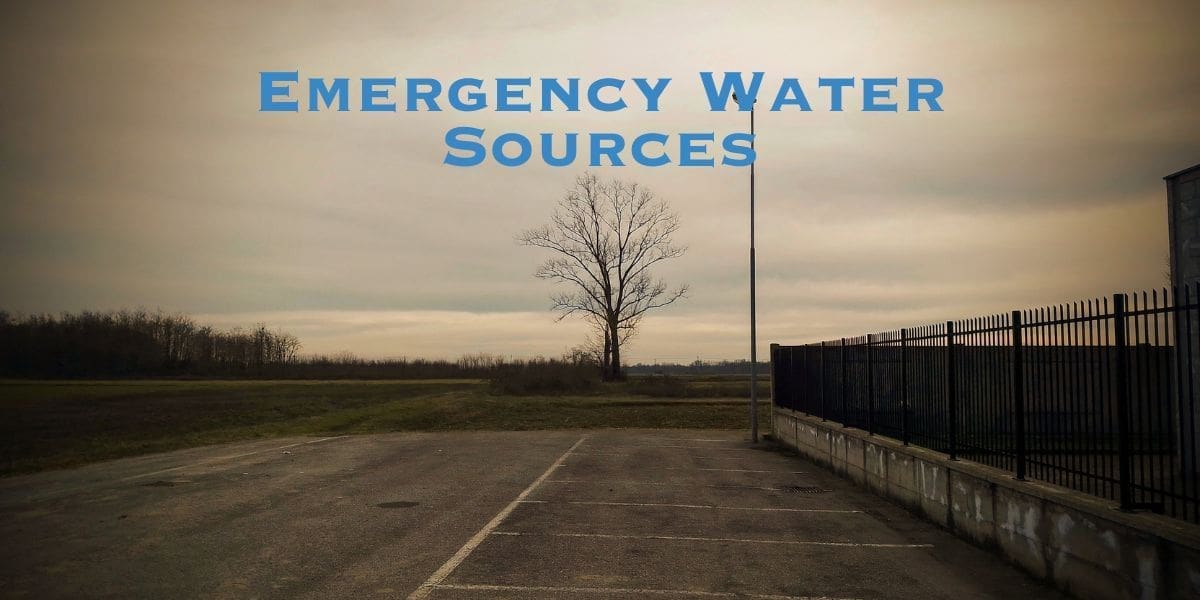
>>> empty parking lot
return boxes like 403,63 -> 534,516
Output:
0,430 -> 1061,598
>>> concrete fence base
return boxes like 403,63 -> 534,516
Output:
772,407 -> 1200,600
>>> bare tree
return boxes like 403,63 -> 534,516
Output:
570,314 -> 621,375
519,173 -> 687,380
580,309 -> 640,375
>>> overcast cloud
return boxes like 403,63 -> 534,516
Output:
2,1 -> 1198,362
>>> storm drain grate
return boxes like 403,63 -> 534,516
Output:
778,485 -> 832,494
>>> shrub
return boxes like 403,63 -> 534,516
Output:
488,358 -> 601,395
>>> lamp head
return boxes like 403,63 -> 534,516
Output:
732,93 -> 756,108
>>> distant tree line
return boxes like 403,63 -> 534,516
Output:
625,359 -> 771,377
0,310 -> 302,378
0,310 -> 599,380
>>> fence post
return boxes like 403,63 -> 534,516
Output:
840,337 -> 848,427
769,343 -> 780,412
901,328 -> 909,445
787,347 -> 797,413
799,346 -> 808,415
1114,293 -> 1133,510
867,333 -> 875,435
818,342 -> 826,421
947,321 -> 958,460
1012,311 -> 1026,481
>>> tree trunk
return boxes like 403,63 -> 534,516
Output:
608,319 -> 622,380
602,328 -> 612,376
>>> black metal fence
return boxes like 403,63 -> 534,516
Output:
772,286 -> 1200,524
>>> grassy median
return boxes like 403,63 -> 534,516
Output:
0,378 -> 769,476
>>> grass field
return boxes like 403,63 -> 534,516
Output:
0,378 -> 770,476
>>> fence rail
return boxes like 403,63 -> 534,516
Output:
771,286 -> 1200,524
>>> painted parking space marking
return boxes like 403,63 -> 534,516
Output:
406,436 -> 587,600
648,438 -> 737,443
586,445 -> 758,452
415,436 -> 924,600
547,479 -> 810,492
518,500 -> 860,513
561,463 -> 805,474
568,451 -> 753,460
491,531 -> 933,549
430,582 -> 859,599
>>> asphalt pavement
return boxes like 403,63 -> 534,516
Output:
0,430 -> 1064,599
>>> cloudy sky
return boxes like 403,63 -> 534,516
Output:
2,1 -> 1199,362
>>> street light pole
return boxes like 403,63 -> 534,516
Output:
735,93 -> 759,444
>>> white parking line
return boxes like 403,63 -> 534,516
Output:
491,531 -> 932,549
547,479 -> 799,492
684,468 -> 803,474
570,451 -> 639,456
518,500 -> 860,513
648,438 -> 734,443
570,452 -> 749,460
431,583 -> 857,599
406,436 -> 587,600
590,445 -> 755,451
563,464 -> 804,474
118,435 -> 349,482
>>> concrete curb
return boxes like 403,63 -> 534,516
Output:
771,407 -> 1200,600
